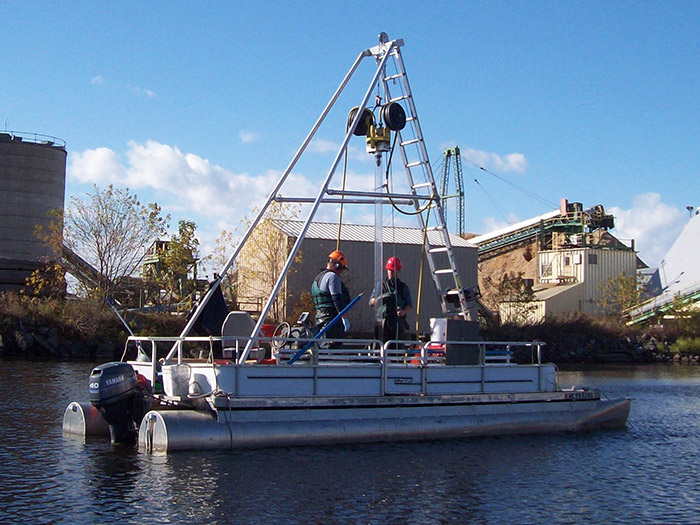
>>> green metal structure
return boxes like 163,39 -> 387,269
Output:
437,146 -> 465,236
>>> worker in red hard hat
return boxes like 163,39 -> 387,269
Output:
369,256 -> 412,343
311,250 -> 352,340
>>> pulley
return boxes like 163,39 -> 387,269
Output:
347,107 -> 374,136
381,102 -> 406,131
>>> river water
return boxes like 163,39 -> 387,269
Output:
1,360 -> 699,524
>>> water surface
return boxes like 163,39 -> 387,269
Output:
1,361 -> 698,524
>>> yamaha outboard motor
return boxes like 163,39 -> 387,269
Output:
89,362 -> 147,444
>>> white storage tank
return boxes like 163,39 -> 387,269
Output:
0,131 -> 67,292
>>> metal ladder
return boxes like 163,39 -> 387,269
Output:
377,41 -> 473,320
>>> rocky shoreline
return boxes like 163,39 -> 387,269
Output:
0,319 -> 687,365
0,324 -> 122,360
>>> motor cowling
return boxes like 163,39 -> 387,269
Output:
89,362 -> 147,444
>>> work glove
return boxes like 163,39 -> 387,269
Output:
342,318 -> 350,332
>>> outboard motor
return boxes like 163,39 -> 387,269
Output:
89,362 -> 148,444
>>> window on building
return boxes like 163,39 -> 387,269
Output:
589,254 -> 598,265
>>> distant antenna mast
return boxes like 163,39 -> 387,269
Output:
437,146 -> 465,235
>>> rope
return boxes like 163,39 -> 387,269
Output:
414,203 -> 431,336
336,144 -> 349,250
384,133 -> 436,216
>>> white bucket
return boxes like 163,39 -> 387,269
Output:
430,318 -> 447,342
162,364 -> 191,397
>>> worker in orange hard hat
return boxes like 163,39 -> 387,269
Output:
327,250 -> 349,270
369,256 -> 412,343
311,250 -> 352,340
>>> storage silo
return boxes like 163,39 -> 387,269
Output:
0,131 -> 67,292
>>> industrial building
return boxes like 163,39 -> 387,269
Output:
236,220 -> 478,336
626,209 -> 700,324
0,132 -> 66,292
469,199 -> 639,323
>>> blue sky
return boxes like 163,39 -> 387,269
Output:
4,1 -> 699,269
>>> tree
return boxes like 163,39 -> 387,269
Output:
494,272 -> 538,325
665,294 -> 700,335
205,229 -> 238,304
236,202 -> 302,323
597,271 -> 643,321
142,220 -> 201,307
63,184 -> 169,299
28,208 -> 67,297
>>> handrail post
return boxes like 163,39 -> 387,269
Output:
380,343 -> 387,396
150,340 -> 157,388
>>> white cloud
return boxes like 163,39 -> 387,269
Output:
67,140 -> 318,229
481,213 -> 521,233
127,84 -> 156,98
308,138 -> 370,162
461,148 -> 528,173
239,131 -> 259,143
89,75 -> 154,97
610,193 -> 686,267
68,148 -> 124,184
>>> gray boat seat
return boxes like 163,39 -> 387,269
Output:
221,311 -> 264,361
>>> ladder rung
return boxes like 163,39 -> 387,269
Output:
434,269 -> 455,275
385,73 -> 404,81
411,181 -> 432,188
427,225 -> 445,231
406,161 -> 426,169
390,95 -> 409,103
405,116 -> 415,122
429,247 -> 449,253
400,138 -> 420,146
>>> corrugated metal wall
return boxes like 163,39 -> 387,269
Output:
581,248 -> 637,314
284,237 -> 478,337
537,247 -> 637,315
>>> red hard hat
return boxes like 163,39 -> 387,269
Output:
386,256 -> 402,271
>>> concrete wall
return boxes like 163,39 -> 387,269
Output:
0,137 -> 67,291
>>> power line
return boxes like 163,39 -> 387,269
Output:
463,157 -> 558,209
473,178 -> 511,224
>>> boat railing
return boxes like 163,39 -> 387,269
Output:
126,334 -> 545,392
381,340 -> 544,366
271,336 -> 384,364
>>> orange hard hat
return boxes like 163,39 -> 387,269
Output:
328,250 -> 349,269
386,256 -> 402,271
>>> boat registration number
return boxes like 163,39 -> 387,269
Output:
567,391 -> 597,400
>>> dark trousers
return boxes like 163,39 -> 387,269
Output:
316,309 -> 345,347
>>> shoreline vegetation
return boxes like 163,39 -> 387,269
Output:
1,293 -> 697,365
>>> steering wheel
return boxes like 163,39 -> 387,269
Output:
271,322 -> 291,351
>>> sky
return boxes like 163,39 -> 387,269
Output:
3,1 -> 699,272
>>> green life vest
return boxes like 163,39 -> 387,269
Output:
378,278 -> 408,319
311,270 -> 350,321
